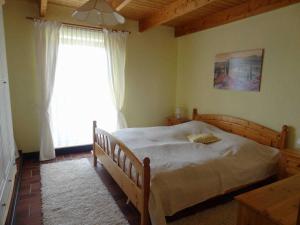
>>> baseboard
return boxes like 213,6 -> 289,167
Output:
23,145 -> 92,160
56,145 -> 92,155
22,151 -> 39,160
4,150 -> 23,225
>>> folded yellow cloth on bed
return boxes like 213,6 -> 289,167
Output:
187,133 -> 220,144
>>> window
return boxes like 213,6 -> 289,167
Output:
51,26 -> 116,148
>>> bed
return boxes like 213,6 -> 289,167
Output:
92,108 -> 288,225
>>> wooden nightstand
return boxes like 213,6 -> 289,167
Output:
166,116 -> 191,126
281,149 -> 300,177
236,174 -> 300,225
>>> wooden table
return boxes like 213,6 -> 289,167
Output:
235,174 -> 300,225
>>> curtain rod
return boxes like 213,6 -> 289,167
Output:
26,17 -> 131,34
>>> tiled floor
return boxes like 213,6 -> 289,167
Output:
15,152 -> 140,225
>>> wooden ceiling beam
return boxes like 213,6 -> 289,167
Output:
175,0 -> 300,37
40,0 -> 48,17
115,0 -> 132,11
109,0 -> 133,11
139,0 -> 219,32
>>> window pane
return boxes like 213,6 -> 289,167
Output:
51,35 -> 116,148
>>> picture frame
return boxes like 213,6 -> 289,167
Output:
214,49 -> 264,91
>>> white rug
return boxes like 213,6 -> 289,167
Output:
41,159 -> 130,225
41,158 -> 237,225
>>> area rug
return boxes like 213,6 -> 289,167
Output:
41,158 -> 130,225
41,158 -> 237,225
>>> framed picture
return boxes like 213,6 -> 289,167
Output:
214,49 -> 264,91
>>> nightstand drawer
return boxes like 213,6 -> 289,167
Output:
281,149 -> 300,176
286,162 -> 300,176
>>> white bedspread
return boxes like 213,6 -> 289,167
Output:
113,121 -> 280,225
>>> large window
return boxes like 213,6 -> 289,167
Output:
51,26 -> 116,148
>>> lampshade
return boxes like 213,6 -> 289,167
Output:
175,107 -> 182,119
72,0 -> 125,26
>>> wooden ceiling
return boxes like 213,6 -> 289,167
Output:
40,0 -> 300,37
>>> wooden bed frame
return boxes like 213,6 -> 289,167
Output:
93,108 -> 288,225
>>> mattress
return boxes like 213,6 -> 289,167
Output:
113,121 -> 280,225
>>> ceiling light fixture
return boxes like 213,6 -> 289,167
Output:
72,0 -> 125,26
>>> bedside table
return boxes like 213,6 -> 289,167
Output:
281,149 -> 300,177
166,116 -> 190,126
236,174 -> 300,225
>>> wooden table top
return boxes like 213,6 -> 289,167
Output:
236,175 -> 300,225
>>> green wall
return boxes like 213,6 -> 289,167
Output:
176,4 -> 300,148
3,0 -> 177,153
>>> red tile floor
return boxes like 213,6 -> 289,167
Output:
15,152 -> 140,225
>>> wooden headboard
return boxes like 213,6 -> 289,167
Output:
192,108 -> 288,149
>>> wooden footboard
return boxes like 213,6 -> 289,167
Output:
92,121 -> 150,225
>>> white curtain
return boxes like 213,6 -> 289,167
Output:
103,30 -> 128,129
34,21 -> 61,161
51,25 -> 116,148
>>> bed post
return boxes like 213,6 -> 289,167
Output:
93,121 -> 97,167
279,125 -> 288,150
192,108 -> 198,120
278,125 -> 288,179
141,157 -> 150,225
